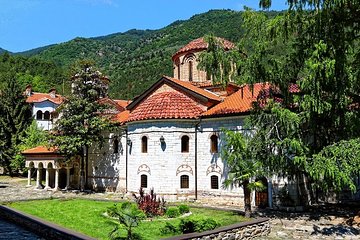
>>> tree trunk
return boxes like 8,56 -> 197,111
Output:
80,151 -> 85,191
243,179 -> 251,218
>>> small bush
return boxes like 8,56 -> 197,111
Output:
178,204 -> 190,214
179,219 -> 196,234
195,218 -> 219,232
178,217 -> 219,234
133,188 -> 166,217
166,207 -> 180,218
160,222 -> 179,235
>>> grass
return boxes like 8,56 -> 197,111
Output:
8,199 -> 248,240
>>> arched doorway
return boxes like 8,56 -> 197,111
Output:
255,177 -> 268,208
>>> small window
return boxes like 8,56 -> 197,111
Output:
43,111 -> 50,120
140,174 -> 147,188
210,135 -> 218,153
211,175 -> 219,189
113,138 -> 119,154
189,61 -> 193,81
141,136 -> 148,153
36,110 -> 43,120
181,135 -> 189,153
180,175 -> 189,189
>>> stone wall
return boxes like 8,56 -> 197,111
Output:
164,218 -> 270,240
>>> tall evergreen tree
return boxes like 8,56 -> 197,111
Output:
0,74 -> 32,175
51,62 -> 111,190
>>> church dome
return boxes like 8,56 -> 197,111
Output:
172,37 -> 235,61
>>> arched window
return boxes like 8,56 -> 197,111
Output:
211,175 -> 219,189
113,138 -> 119,154
180,175 -> 189,189
43,111 -> 50,120
188,61 -> 193,81
210,135 -> 218,153
181,135 -> 189,153
141,136 -> 148,153
36,110 -> 43,120
140,174 -> 147,188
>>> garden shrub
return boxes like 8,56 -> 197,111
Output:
178,217 -> 219,234
160,222 -> 179,235
166,207 -> 180,218
133,188 -> 166,217
179,218 -> 197,233
178,204 -> 190,214
195,217 -> 219,232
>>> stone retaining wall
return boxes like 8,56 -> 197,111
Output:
164,218 -> 270,240
0,205 -> 95,240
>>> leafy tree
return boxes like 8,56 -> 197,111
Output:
107,202 -> 145,240
12,120 -> 49,172
222,129 -> 265,217
0,74 -> 32,175
200,1 -> 360,205
51,62 -> 112,189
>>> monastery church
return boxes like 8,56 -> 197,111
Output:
23,37 -> 290,208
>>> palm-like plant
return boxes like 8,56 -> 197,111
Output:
107,202 -> 145,240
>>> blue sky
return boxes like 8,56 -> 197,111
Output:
0,0 -> 287,52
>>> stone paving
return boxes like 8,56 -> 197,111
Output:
1,177 -> 360,240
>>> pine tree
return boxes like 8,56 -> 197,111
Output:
0,74 -> 32,175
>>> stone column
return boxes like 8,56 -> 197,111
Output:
65,167 -> 71,190
54,168 -> 60,191
27,168 -> 32,187
35,168 -> 42,189
44,168 -> 50,190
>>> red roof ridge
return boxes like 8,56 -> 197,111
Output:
164,76 -> 222,102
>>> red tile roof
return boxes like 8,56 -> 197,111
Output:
165,76 -> 222,102
203,83 -> 271,116
26,92 -> 64,105
172,37 -> 235,60
127,91 -> 204,122
114,99 -> 132,108
113,110 -> 130,124
22,146 -> 58,154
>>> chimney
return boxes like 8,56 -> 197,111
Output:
49,88 -> 56,98
25,85 -> 32,96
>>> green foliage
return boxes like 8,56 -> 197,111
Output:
165,207 -> 180,218
178,217 -> 219,234
194,217 -> 220,232
51,62 -> 112,159
12,121 -> 49,172
0,75 -> 32,175
178,204 -> 190,214
107,202 -> 145,240
160,222 -> 179,235
0,52 -> 66,93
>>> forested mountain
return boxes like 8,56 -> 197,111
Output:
0,48 -> 9,54
0,10 -> 279,99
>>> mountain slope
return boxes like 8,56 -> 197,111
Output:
29,10 -> 246,99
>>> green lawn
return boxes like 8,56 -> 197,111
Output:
8,199 -> 247,240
